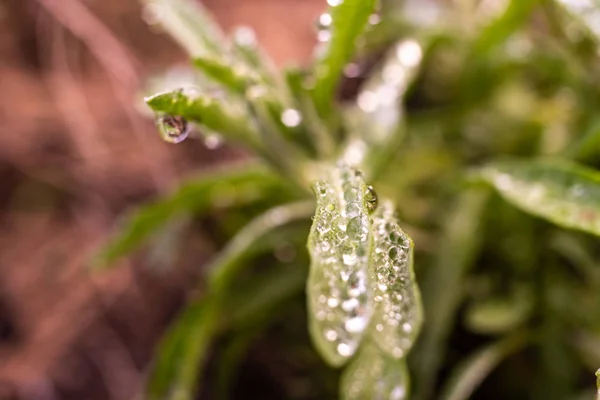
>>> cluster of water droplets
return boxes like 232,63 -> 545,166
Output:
369,200 -> 422,359
341,342 -> 409,400
307,165 -> 373,366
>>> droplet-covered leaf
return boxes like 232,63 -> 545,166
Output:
307,165 -> 373,366
369,200 -> 423,359
479,160 -> 600,236
341,342 -> 409,400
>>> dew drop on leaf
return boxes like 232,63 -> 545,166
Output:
368,200 -> 422,359
307,166 -> 373,367
157,115 -> 190,144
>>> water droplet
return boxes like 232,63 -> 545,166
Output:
357,90 -> 378,112
392,348 -> 404,358
342,298 -> 359,311
337,343 -> 353,357
317,30 -> 331,42
402,323 -> 412,333
204,133 -> 223,149
396,40 -> 423,68
365,185 -> 378,213
376,323 -> 384,332
326,330 -> 338,341
368,13 -> 381,25
157,115 -> 190,143
233,26 -> 256,47
344,63 -> 361,78
345,202 -> 361,218
318,13 -> 333,28
347,217 -> 366,241
345,316 -> 367,333
281,108 -> 302,127
327,298 -> 339,308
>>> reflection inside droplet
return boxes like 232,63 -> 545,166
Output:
157,115 -> 190,144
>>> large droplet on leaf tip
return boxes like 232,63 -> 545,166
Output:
157,114 -> 190,144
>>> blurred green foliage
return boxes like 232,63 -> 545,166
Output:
95,0 -> 600,399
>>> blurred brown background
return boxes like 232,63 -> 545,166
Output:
0,0 -> 323,398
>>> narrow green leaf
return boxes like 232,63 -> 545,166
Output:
368,199 -> 423,359
307,165 -> 373,366
93,164 -> 293,268
193,56 -> 260,95
413,190 -> 489,400
341,342 -> 410,400
440,332 -> 529,400
143,0 -> 225,57
145,89 -> 262,149
479,159 -> 600,236
349,38 -> 425,179
147,298 -> 219,400
465,288 -> 533,335
311,0 -> 377,117
208,200 -> 315,290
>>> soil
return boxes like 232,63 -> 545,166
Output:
0,0 -> 323,399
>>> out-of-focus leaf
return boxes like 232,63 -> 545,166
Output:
208,200 -> 315,290
226,262 -> 307,328
93,164 -> 296,268
349,38 -> 425,179
193,56 -> 260,95
341,342 -> 410,400
146,298 -> 220,400
474,0 -> 539,54
413,190 -> 489,400
311,0 -> 377,117
465,288 -> 533,334
479,159 -> 600,237
440,332 -> 529,400
143,0 -> 224,57
307,165 -> 373,367
145,90 -> 262,148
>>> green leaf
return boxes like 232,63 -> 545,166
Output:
349,38 -> 425,179
341,342 -> 410,400
208,200 -> 315,290
143,0 -> 225,57
311,0 -> 377,117
440,332 -> 529,400
465,287 -> 533,335
479,159 -> 600,236
413,190 -> 489,400
145,89 -> 262,149
368,199 -> 423,359
93,164 -> 293,268
306,165 -> 374,366
146,298 -> 220,400
193,56 -> 260,95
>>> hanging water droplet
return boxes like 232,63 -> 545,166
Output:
157,115 -> 190,144
281,108 -> 302,127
